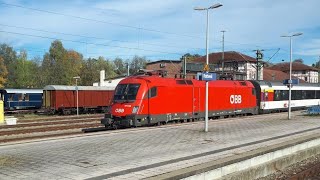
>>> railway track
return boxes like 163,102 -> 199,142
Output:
288,161 -> 320,179
0,114 -> 105,143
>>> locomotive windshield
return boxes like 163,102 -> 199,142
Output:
114,84 -> 140,102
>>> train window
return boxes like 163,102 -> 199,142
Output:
292,90 -> 302,100
274,90 -> 280,101
306,91 -> 315,99
281,90 -> 289,100
24,94 -> 30,101
176,80 -> 187,85
316,91 -> 320,99
114,84 -> 140,101
149,87 -> 157,98
252,88 -> 256,96
301,90 -> 306,99
186,80 -> 193,85
18,94 -> 24,101
8,94 -> 13,101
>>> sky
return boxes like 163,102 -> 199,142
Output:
0,0 -> 319,65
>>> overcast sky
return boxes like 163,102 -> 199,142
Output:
0,0 -> 319,65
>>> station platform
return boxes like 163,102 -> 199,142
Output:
0,111 -> 320,180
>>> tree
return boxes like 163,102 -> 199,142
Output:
293,58 -> 303,63
66,50 -> 83,85
113,57 -> 126,76
15,50 -> 40,88
0,44 -> 18,87
96,56 -> 116,79
81,58 -> 97,86
80,57 -> 117,86
41,40 -> 84,85
129,55 -> 149,75
312,58 -> 320,69
180,53 -> 201,62
0,57 -> 8,88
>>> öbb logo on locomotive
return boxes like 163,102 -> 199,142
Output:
230,95 -> 242,104
115,108 -> 125,113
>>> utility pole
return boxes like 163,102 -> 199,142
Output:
253,49 -> 264,80
183,56 -> 187,79
127,63 -> 130,76
318,56 -> 320,84
221,30 -> 226,75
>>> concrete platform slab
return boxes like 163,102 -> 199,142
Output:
0,111 -> 319,180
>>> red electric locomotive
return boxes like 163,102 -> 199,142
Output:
101,75 -> 258,128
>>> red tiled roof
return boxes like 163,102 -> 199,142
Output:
193,51 -> 257,64
263,68 -> 306,82
268,62 -> 319,71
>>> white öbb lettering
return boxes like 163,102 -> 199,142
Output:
115,108 -> 124,113
203,74 -> 213,78
230,95 -> 242,104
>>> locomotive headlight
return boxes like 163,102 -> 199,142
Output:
132,106 -> 139,114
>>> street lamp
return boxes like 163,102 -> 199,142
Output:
73,76 -> 81,116
281,32 -> 303,120
194,3 -> 223,132
221,30 -> 226,75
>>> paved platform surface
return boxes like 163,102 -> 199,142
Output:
0,111 -> 319,180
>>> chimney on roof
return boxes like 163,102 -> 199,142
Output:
100,70 -> 105,86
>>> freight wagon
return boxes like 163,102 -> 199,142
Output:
43,85 -> 114,115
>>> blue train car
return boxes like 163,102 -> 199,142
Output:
0,89 -> 43,111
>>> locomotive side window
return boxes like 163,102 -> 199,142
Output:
149,87 -> 157,98
252,88 -> 256,96
240,81 -> 247,86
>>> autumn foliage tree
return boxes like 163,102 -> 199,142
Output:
0,40 -> 150,87
0,57 -> 8,88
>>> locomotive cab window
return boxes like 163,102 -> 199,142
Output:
114,84 -> 140,102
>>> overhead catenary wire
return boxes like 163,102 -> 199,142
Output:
0,2 -> 272,49
0,2 -> 203,39
0,30 -> 184,56
0,23 -> 205,51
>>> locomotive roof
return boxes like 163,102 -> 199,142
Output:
0,89 -> 43,94
44,85 -> 115,91
121,75 -> 254,87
